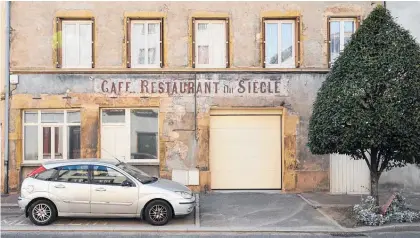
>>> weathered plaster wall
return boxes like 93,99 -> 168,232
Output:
7,72 -> 327,192
379,1 -> 420,190
7,1 -> 382,193
10,1 -> 377,69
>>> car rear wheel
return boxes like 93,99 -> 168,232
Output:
28,199 -> 57,226
144,200 -> 173,226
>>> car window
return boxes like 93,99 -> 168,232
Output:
116,162 -> 153,183
35,169 -> 58,181
54,165 -> 89,184
92,165 -> 131,186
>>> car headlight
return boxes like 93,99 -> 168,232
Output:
175,191 -> 193,199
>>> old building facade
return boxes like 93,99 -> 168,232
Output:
4,1 -> 381,193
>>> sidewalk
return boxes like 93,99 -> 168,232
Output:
2,192 -> 419,234
298,189 -> 420,210
1,193 -> 19,207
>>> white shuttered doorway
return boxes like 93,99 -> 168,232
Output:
209,109 -> 282,190
330,154 -> 370,194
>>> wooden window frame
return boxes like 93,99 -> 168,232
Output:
191,17 -> 230,68
126,17 -> 164,68
327,16 -> 361,68
55,17 -> 95,68
262,16 -> 301,68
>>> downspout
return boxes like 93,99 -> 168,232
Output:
194,73 -> 197,140
3,0 -> 11,194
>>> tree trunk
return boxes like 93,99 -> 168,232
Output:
370,171 -> 380,206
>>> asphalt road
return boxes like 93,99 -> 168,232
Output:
1,232 -> 420,238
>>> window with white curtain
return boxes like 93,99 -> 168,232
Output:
329,18 -> 356,66
264,20 -> 296,68
100,109 -> 159,162
62,20 -> 93,68
130,20 -> 162,68
194,20 -> 227,68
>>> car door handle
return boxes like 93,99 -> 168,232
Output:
54,184 -> 65,189
95,188 -> 106,192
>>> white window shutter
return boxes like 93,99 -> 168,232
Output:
62,22 -> 78,68
130,21 -> 161,68
62,21 -> 92,68
210,22 -> 226,67
196,23 -> 210,66
78,22 -> 93,68
131,23 -> 146,67
195,21 -> 226,68
147,23 -> 160,65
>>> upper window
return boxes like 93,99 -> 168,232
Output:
126,18 -> 163,68
23,110 -> 81,162
264,19 -> 298,68
100,109 -> 159,162
328,17 -> 358,67
193,18 -> 229,68
56,18 -> 94,68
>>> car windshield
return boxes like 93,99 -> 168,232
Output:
116,162 -> 157,184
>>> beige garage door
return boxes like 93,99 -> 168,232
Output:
210,110 -> 282,189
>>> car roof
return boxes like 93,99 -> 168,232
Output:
43,159 -> 120,168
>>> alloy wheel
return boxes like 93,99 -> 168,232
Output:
149,204 -> 168,223
32,203 -> 52,223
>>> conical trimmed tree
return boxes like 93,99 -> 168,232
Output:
308,5 -> 420,205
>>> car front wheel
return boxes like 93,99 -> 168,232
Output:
144,200 -> 173,226
28,199 -> 57,226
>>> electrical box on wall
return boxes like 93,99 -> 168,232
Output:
10,75 -> 19,85
172,169 -> 199,186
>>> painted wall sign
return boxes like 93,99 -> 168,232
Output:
94,78 -> 289,96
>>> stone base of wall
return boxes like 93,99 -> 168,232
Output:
295,171 -> 329,192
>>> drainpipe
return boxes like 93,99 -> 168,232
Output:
194,73 -> 197,140
3,0 -> 11,194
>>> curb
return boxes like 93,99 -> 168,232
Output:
297,194 -> 321,209
1,203 -> 19,208
0,227 -> 349,233
353,223 -> 420,233
2,226 -> 420,233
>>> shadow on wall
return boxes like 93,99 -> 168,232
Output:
380,164 -> 420,190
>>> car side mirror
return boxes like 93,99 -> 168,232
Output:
121,180 -> 133,187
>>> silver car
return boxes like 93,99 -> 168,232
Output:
18,159 -> 196,226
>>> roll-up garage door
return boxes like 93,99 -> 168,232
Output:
209,109 -> 282,189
